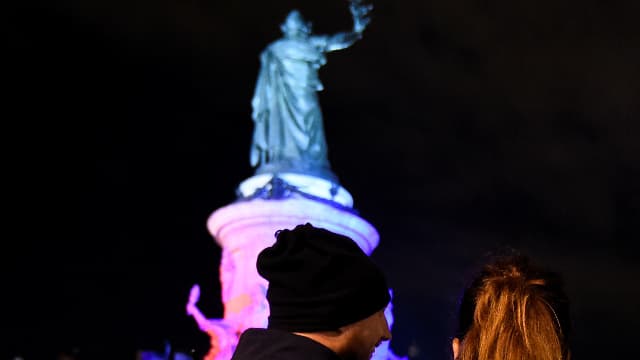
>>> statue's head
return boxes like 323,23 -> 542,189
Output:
280,10 -> 311,38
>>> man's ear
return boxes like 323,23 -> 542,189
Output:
452,337 -> 460,360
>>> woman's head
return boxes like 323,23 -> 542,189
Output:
454,255 -> 571,360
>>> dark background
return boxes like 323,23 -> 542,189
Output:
6,0 -> 639,359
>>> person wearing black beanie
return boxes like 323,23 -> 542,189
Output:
231,223 -> 392,360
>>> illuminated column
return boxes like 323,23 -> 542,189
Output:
193,173 -> 380,359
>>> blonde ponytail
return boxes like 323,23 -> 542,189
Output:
456,256 -> 570,360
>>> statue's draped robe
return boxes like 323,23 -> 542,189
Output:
251,37 -> 330,172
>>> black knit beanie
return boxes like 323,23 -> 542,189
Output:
257,223 -> 390,332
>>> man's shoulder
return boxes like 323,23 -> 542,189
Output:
232,328 -> 341,360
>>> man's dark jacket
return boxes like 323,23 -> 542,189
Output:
231,328 -> 342,360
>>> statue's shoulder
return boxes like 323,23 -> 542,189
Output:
261,39 -> 288,57
269,38 -> 298,50
268,38 -> 325,62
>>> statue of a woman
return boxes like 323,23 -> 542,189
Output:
250,1 -> 372,181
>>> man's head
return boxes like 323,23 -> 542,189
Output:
257,223 -> 391,359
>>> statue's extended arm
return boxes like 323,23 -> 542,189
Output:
313,1 -> 372,52
186,284 -> 211,331
187,284 -> 237,335
186,285 -> 205,327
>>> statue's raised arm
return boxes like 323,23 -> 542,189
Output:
312,0 -> 373,52
250,1 -> 373,181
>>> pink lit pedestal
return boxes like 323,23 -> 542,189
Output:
189,174 -> 404,360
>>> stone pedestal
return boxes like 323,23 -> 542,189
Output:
189,174 -> 403,360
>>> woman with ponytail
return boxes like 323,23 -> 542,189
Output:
453,255 -> 571,360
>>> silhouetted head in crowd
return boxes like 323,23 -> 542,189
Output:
453,255 -> 571,360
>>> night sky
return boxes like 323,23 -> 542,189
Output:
6,1 -> 640,359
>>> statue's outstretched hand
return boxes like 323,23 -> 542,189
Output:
349,1 -> 373,33
186,284 -> 201,315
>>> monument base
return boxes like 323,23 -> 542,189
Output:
189,191 -> 379,359
188,174 -> 409,360
236,172 -> 354,209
